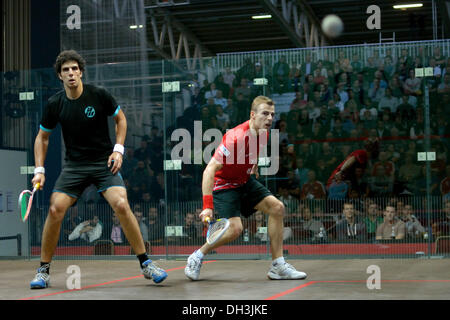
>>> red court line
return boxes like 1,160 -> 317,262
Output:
265,281 -> 318,300
264,279 -> 450,300
20,261 -> 217,301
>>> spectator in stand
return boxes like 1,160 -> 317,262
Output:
134,139 -> 151,162
378,87 -> 399,113
290,91 -> 308,110
440,165 -> 450,200
351,79 -> 365,106
313,68 -> 326,85
326,99 -> 341,121
368,165 -> 394,197
350,53 -> 363,73
272,56 -> 291,94
148,206 -> 164,244
235,58 -> 255,85
300,53 -> 315,76
334,202 -> 367,242
368,78 -> 385,103
375,119 -> 390,139
202,97 -> 220,120
234,92 -> 251,124
134,209 -> 149,242
121,148 -> 138,180
437,74 -> 450,95
352,167 -> 370,198
68,214 -> 102,244
403,69 -> 422,97
129,160 -> 154,190
300,170 -> 326,200
248,210 -> 268,243
234,78 -> 252,101
396,94 -> 416,124
277,184 -> 294,209
359,99 -> 378,129
376,205 -> 405,240
214,74 -> 231,99
383,56 -> 396,80
327,173 -> 349,200
389,76 -> 404,98
215,105 -> 230,132
432,46 -> 446,69
415,165 -> 441,196
183,212 -> 200,244
307,101 -> 321,123
214,90 -> 228,109
400,204 -> 425,240
364,202 -> 383,240
398,48 -> 413,70
294,158 -> 310,190
436,201 -> 450,237
392,113 -> 409,137
109,213 -> 127,245
301,206 -> 327,242
372,150 -> 395,180
331,117 -> 348,139
223,66 -> 236,89
320,142 -> 339,175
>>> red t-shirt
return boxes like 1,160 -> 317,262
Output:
212,120 -> 268,191
327,149 -> 368,187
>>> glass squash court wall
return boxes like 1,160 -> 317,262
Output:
1,40 -> 450,260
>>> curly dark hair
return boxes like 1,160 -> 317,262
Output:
54,50 -> 86,75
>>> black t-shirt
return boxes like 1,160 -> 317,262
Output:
40,84 -> 119,164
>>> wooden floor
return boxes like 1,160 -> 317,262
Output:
1,258 -> 449,301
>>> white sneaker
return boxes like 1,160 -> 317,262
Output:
184,250 -> 203,281
267,262 -> 307,280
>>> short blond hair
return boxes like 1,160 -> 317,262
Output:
251,96 -> 274,112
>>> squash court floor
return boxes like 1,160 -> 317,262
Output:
1,258 -> 449,301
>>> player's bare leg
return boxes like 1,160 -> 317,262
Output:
102,187 -> 146,254
31,192 -> 76,289
102,186 -> 167,283
256,195 -> 307,280
185,217 -> 243,280
255,195 -> 284,259
41,192 -> 77,262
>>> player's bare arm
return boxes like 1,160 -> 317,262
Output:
337,155 -> 356,179
32,129 -> 51,188
200,158 -> 223,222
108,108 -> 127,174
250,163 -> 259,179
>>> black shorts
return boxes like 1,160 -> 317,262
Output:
212,176 -> 273,219
53,161 -> 125,199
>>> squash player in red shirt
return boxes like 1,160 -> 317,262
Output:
327,138 -> 380,192
184,96 -> 307,281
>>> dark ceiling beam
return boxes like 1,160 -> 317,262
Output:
149,7 -> 214,56
258,0 -> 306,47
149,5 -> 263,17
436,0 -> 450,38
296,0 -> 334,44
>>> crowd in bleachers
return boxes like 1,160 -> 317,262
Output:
121,45 -> 450,204
42,45 -> 450,249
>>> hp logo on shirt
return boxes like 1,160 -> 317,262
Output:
84,106 -> 96,118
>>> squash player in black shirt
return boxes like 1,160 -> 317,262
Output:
29,50 -> 167,289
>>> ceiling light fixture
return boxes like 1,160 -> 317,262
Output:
252,14 -> 272,20
393,3 -> 423,9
